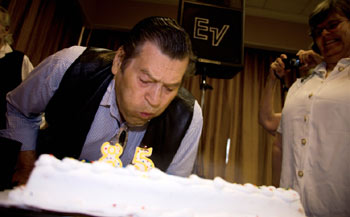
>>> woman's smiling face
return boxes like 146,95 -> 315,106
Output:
314,12 -> 350,64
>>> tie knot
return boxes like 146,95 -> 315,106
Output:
119,130 -> 127,144
117,124 -> 128,147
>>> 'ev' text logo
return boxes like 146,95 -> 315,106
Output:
193,17 -> 229,47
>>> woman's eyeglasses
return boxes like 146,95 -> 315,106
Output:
311,20 -> 348,38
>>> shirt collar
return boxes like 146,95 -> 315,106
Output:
0,43 -> 12,59
100,79 -> 149,131
100,79 -> 122,124
313,62 -> 327,77
313,57 -> 350,78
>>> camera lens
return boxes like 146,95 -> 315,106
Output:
283,58 -> 301,69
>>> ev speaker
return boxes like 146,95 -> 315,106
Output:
178,0 -> 244,79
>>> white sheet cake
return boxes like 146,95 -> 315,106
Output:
9,154 -> 306,217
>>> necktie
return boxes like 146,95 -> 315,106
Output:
116,124 -> 128,148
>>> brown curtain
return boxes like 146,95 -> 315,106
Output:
183,48 -> 284,186
6,0 -> 83,66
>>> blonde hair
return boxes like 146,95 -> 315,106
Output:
0,6 -> 13,45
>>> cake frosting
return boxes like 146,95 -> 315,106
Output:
9,154 -> 306,217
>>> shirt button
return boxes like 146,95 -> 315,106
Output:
304,115 -> 308,122
339,66 -> 344,72
308,93 -> 313,98
301,138 -> 307,145
298,171 -> 304,177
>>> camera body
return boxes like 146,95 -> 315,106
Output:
283,58 -> 301,69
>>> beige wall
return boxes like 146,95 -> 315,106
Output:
245,15 -> 313,53
78,0 -> 313,53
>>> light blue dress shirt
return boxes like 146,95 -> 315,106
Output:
1,46 -> 203,177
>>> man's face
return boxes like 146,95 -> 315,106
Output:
112,41 -> 189,127
314,13 -> 350,64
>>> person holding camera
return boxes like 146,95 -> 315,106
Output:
259,49 -> 323,136
259,49 -> 323,187
261,0 -> 350,216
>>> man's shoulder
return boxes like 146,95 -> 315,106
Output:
43,46 -> 87,67
55,46 -> 87,58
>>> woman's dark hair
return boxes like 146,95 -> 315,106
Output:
308,0 -> 350,53
121,16 -> 196,77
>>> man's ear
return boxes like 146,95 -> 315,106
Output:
112,46 -> 125,75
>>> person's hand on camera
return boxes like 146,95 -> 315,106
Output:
270,54 -> 290,80
296,49 -> 323,71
